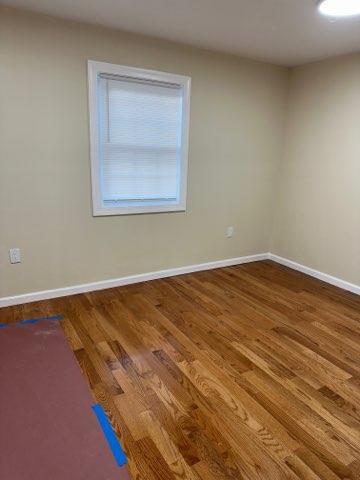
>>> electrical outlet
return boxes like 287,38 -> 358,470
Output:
226,226 -> 234,238
9,248 -> 21,264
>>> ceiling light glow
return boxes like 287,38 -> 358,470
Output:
318,0 -> 360,17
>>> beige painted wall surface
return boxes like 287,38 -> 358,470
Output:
272,54 -> 360,285
0,7 -> 288,297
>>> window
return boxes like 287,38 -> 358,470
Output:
88,61 -> 191,216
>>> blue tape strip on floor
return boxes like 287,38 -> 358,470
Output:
92,404 -> 127,467
0,315 -> 64,329
19,318 -> 42,325
18,314 -> 64,325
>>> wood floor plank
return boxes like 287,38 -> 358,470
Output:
1,260 -> 360,479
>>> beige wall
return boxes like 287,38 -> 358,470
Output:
272,54 -> 360,285
0,7 -> 288,297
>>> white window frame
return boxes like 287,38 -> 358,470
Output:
88,60 -> 191,216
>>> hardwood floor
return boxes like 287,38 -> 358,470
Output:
1,260 -> 360,479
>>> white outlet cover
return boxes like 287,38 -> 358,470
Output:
226,226 -> 234,238
9,248 -> 21,264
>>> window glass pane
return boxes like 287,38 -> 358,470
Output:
98,76 -> 183,205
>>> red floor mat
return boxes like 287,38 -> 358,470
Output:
0,319 -> 130,480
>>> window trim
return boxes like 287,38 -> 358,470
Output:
88,60 -> 191,216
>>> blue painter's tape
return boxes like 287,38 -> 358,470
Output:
0,315 -> 63,330
19,318 -> 41,325
92,404 -> 127,467
18,314 -> 64,326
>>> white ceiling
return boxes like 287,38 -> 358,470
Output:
2,0 -> 360,66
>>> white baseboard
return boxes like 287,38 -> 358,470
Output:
269,253 -> 360,296
0,253 -> 269,308
2,252 -> 359,308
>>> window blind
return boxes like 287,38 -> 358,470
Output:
98,74 -> 183,206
